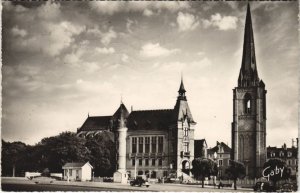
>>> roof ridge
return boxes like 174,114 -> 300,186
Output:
132,109 -> 174,112
89,115 -> 112,118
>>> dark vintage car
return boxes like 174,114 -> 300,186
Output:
130,176 -> 150,187
253,181 -> 276,192
280,183 -> 294,192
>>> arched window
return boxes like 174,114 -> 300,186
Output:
244,93 -> 252,114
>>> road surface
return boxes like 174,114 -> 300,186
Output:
1,177 -> 252,192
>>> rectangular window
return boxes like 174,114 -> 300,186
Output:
69,169 -> 72,177
145,159 -> 149,166
183,142 -> 189,153
132,137 -> 137,153
132,159 -> 135,166
145,137 -> 150,153
139,137 -> 143,153
158,158 -> 162,166
158,136 -> 163,153
219,159 -> 223,166
139,159 -> 142,166
183,127 -> 188,136
152,159 -> 156,166
151,137 -> 157,153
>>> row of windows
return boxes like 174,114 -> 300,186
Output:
286,159 -> 297,166
132,158 -> 163,167
132,136 -> 164,153
270,151 -> 294,158
64,169 -> 79,177
128,170 -> 168,178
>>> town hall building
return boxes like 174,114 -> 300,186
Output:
77,79 -> 196,182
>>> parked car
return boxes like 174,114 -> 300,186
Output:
253,181 -> 276,192
280,183 -> 294,192
130,176 -> 150,187
32,176 -> 56,184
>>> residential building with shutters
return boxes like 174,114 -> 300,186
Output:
267,139 -> 298,178
207,141 -> 231,179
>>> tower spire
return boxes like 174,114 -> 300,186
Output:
178,74 -> 186,95
238,3 -> 259,87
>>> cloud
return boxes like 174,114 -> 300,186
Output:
143,9 -> 154,17
177,12 -> 199,32
36,1 -> 61,20
11,26 -> 27,37
89,1 -> 190,15
140,43 -> 179,58
96,47 -> 115,54
12,21 -> 85,57
126,19 -> 137,33
121,54 -> 129,63
87,26 -> 117,46
203,13 -> 238,31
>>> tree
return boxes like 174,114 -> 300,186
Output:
34,132 -> 91,173
262,158 -> 291,187
191,158 -> 217,188
85,131 -> 116,177
1,140 -> 27,177
225,160 -> 246,190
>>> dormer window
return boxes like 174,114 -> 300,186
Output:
270,152 -> 275,157
288,152 -> 292,157
279,151 -> 284,157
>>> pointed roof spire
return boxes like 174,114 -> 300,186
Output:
178,74 -> 186,94
238,3 -> 260,87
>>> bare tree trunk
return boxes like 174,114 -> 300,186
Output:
202,178 -> 204,188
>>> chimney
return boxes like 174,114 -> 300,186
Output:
131,105 -> 133,112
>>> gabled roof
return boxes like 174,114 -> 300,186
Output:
63,162 -> 86,168
127,109 -> 176,131
195,139 -> 207,148
79,116 -> 112,132
207,141 -> 231,154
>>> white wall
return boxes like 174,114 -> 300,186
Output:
81,163 -> 92,181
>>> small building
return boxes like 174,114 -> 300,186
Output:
267,138 -> 298,178
207,141 -> 231,179
62,162 -> 93,181
194,139 -> 208,158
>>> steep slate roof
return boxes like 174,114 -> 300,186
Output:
113,103 -> 129,120
79,116 -> 112,132
267,145 -> 298,158
126,109 -> 176,131
195,139 -> 207,148
207,141 -> 231,154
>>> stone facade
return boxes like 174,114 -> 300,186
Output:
207,142 -> 231,179
77,79 -> 196,179
231,4 -> 267,179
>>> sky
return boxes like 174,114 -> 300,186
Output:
1,1 -> 299,148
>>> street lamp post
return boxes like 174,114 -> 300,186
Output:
134,156 -> 137,179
